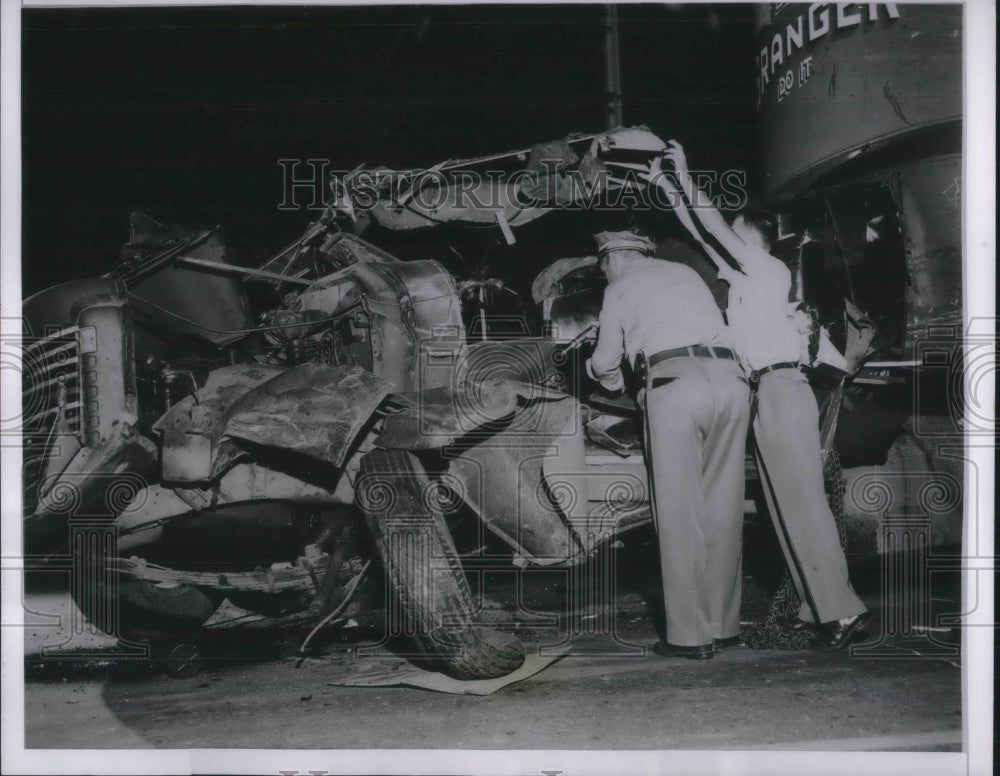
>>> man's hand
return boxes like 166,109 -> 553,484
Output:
664,140 -> 689,179
786,304 -> 815,337
643,155 -> 687,216
644,154 -> 665,185
586,357 -> 625,393
661,138 -> 760,273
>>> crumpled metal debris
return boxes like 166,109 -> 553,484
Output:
376,376 -> 568,450
224,363 -> 392,469
530,255 -> 599,304
446,390 -> 588,564
517,137 -> 606,205
154,364 -> 284,482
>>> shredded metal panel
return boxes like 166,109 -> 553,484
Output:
224,363 -> 391,468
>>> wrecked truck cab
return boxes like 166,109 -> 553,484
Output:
22,115 -> 950,681
21,212 -> 616,680
17,129 -> 697,682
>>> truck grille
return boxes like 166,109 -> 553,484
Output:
22,326 -> 83,510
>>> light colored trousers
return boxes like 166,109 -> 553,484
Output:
753,369 -> 866,623
643,356 -> 751,647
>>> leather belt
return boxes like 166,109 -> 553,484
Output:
646,344 -> 736,369
750,361 -> 800,382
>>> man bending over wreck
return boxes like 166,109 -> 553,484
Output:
648,140 -> 870,649
586,229 -> 750,660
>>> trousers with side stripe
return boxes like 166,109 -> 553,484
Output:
643,356 -> 751,647
753,368 -> 866,623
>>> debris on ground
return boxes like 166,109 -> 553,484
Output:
328,651 -> 566,695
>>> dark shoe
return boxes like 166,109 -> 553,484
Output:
713,635 -> 743,650
815,611 -> 872,649
652,641 -> 713,660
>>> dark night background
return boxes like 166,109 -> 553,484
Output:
21,4 -> 760,298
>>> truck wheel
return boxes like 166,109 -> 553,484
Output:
77,578 -> 222,639
357,449 -> 525,680
115,580 -> 222,633
70,537 -> 221,638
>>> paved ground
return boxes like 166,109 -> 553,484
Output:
15,530 -> 966,754
22,625 -> 962,752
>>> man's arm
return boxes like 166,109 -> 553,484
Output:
660,140 -> 772,274
586,302 -> 626,393
650,168 -> 737,282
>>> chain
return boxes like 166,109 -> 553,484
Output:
742,449 -> 848,650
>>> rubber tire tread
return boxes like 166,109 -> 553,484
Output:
358,449 -> 525,680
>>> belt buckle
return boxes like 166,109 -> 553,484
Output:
635,352 -> 648,385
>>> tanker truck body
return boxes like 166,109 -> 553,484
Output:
753,2 -> 964,551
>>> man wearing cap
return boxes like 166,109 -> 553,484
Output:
586,229 -> 751,660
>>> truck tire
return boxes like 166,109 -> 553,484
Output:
74,578 -> 222,640
357,449 -> 525,680
70,534 -> 221,639
117,580 -> 222,632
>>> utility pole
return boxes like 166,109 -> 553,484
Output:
604,4 -> 623,129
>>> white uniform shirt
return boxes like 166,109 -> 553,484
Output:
719,253 -> 802,372
589,256 -> 729,390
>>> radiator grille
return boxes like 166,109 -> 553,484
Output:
22,326 -> 83,511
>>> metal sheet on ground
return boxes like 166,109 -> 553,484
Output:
328,651 -> 567,695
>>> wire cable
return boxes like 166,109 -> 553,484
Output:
297,561 -> 371,658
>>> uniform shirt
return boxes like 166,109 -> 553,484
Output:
588,256 -> 728,391
718,251 -> 802,372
